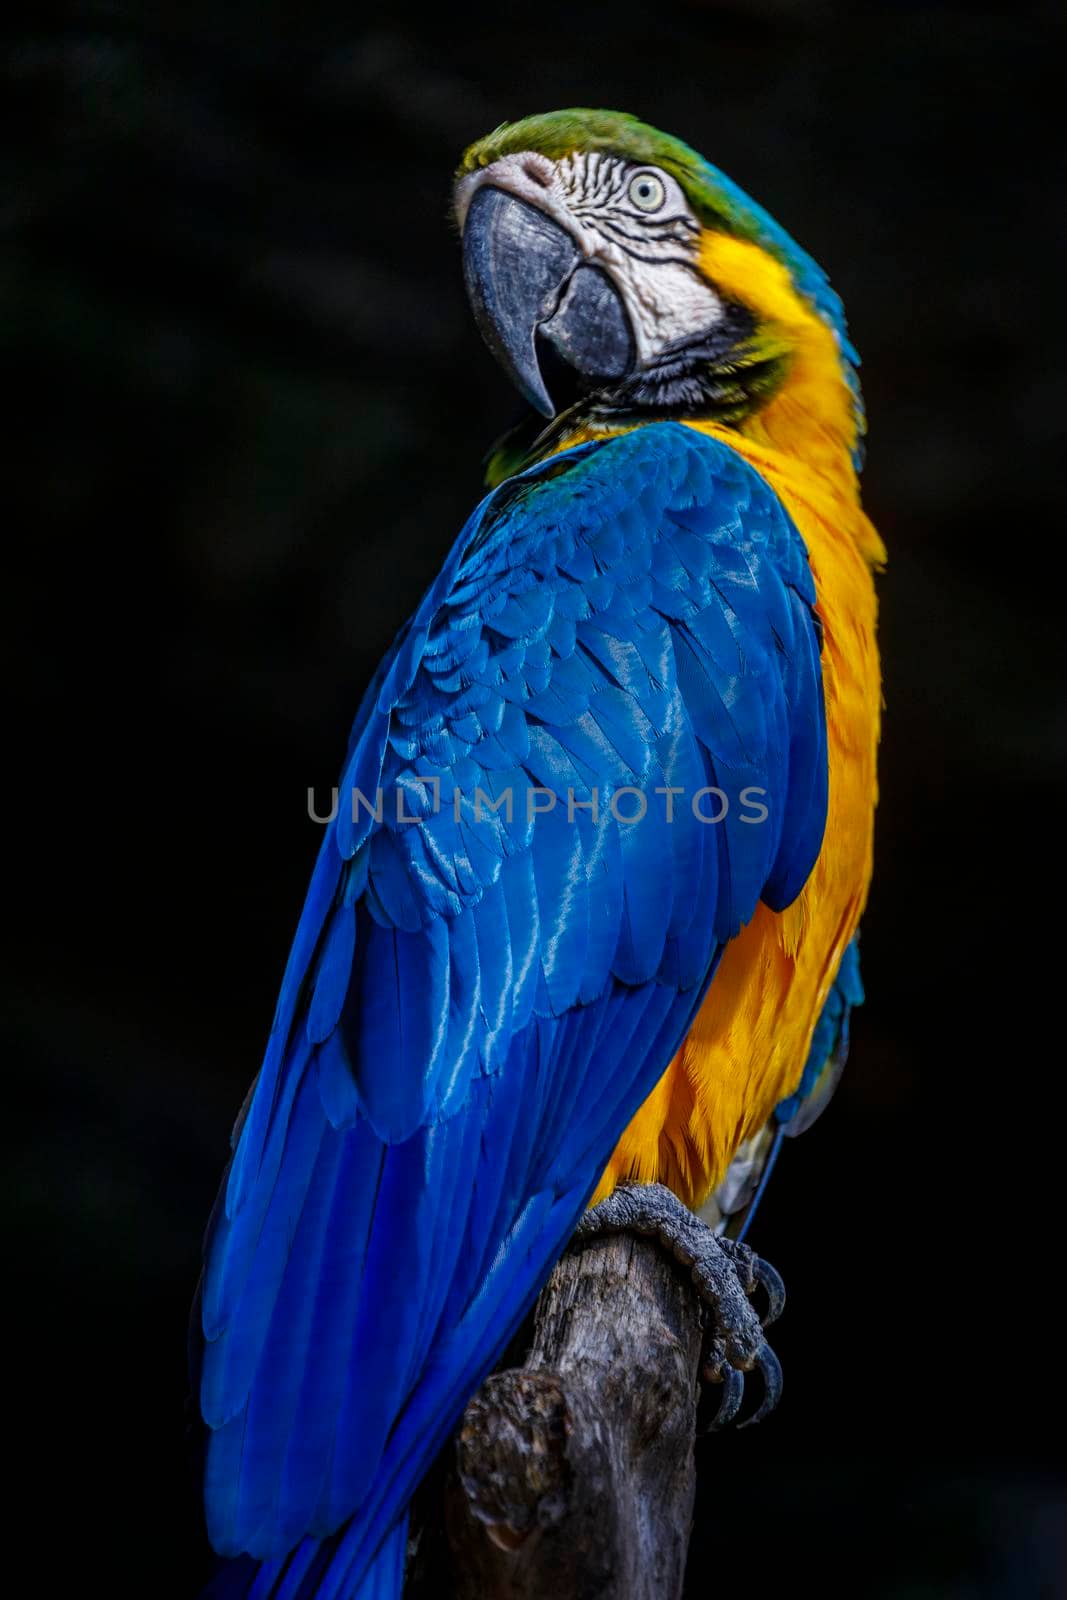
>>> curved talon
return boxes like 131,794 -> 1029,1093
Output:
752,1255 -> 786,1327
578,1185 -> 786,1432
706,1363 -> 745,1431
738,1343 -> 783,1429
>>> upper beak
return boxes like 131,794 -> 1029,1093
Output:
461,186 -> 634,418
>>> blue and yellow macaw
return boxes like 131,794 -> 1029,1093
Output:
195,109 -> 883,1599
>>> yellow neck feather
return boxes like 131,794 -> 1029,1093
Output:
543,230 -> 885,569
696,231 -> 864,502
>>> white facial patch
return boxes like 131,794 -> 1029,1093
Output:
456,150 -> 723,365
554,152 -> 722,360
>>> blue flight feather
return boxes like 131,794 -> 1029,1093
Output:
196,423 -> 830,1598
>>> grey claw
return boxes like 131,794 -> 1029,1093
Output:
577,1183 -> 786,1432
753,1255 -> 786,1327
738,1343 -> 782,1429
706,1364 -> 745,1431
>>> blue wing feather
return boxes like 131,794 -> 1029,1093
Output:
197,422 -> 830,1593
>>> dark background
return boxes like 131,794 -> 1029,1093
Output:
7,2 -> 1066,1595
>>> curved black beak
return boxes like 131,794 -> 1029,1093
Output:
462,186 -> 634,417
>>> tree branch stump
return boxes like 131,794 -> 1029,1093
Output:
411,1230 -> 707,1599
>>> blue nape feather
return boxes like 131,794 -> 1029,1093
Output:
196,423 -> 830,1599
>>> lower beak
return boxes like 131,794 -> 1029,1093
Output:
462,186 -> 634,418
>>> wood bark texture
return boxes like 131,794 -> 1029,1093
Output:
409,1230 -> 707,1600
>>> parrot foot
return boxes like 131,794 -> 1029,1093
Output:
574,1180 -> 784,1431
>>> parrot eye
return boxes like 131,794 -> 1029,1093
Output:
627,171 -> 666,213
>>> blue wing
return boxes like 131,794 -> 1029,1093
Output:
722,935 -> 865,1242
776,934 -> 864,1135
196,422 -> 829,1592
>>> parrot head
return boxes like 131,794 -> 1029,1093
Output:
455,109 -> 862,476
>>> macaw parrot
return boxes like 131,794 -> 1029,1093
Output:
194,108 -> 883,1600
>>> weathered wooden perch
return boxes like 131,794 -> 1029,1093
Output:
409,1231 -> 708,1600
